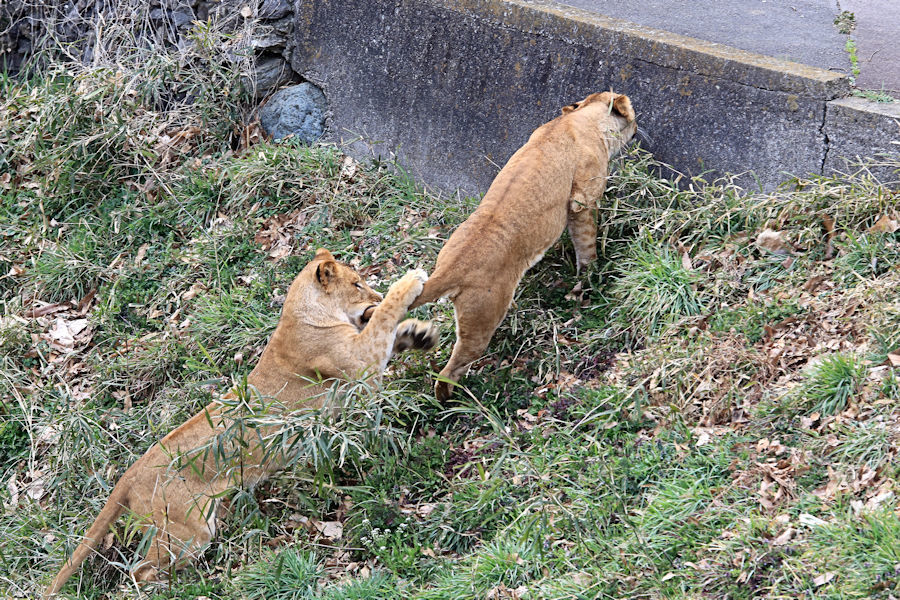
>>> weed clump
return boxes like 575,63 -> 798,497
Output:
610,235 -> 706,339
238,548 -> 321,600
834,232 -> 900,282
802,353 -> 867,416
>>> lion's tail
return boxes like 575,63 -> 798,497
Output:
44,486 -> 129,598
409,270 -> 453,310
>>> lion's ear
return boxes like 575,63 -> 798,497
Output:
611,95 -> 636,121
316,260 -> 338,289
561,101 -> 580,114
314,248 -> 335,261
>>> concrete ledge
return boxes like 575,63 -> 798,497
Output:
824,97 -> 900,183
456,0 -> 848,98
291,0 -> 855,193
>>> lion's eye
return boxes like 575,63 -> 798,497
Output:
354,282 -> 363,289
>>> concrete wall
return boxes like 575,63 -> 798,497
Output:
824,97 -> 900,183
290,0 -> 852,194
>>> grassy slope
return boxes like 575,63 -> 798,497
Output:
2,52 -> 900,600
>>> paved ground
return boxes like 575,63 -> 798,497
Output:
840,0 -> 900,95
543,0 -> 900,96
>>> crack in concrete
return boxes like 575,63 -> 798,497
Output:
819,101 -> 830,175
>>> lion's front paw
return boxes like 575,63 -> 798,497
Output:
390,268 -> 428,298
407,268 -> 428,284
401,269 -> 428,292
393,319 -> 439,353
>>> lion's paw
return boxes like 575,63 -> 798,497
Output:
389,268 -> 428,298
393,319 -> 439,353
407,268 -> 429,284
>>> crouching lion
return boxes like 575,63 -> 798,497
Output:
410,91 -> 638,400
44,249 -> 436,597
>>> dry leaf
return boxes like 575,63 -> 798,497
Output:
887,352 -> 900,368
772,525 -> 794,546
813,572 -> 835,587
822,214 -> 836,259
26,474 -> 47,501
46,318 -> 76,349
314,520 -> 343,541
802,274 -> 826,293
27,302 -> 70,318
799,513 -> 827,528
340,155 -> 358,180
268,244 -> 292,260
181,283 -> 205,301
134,243 -> 150,265
76,289 -> 97,314
755,229 -> 792,255
564,281 -> 584,302
5,474 -> 20,509
868,214 -> 899,234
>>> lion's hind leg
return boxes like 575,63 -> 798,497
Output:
436,286 -> 514,401
567,199 -> 598,273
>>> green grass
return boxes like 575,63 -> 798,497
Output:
3,18 -> 900,599
609,235 -> 707,340
802,353 -> 867,416
852,88 -> 896,103
808,509 -> 900,597
835,231 -> 900,281
846,38 -> 861,81
709,298 -> 806,344
238,548 -> 321,600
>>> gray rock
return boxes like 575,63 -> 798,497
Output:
259,83 -> 327,143
259,0 -> 291,20
251,15 -> 293,50
172,8 -> 195,28
253,55 -> 295,97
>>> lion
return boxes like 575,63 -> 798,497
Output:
410,92 -> 637,400
44,249 -> 436,597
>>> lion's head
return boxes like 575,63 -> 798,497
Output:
287,248 -> 382,330
562,91 -> 637,155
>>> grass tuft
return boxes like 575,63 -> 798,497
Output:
802,353 -> 867,416
610,235 -> 706,340
238,547 -> 321,600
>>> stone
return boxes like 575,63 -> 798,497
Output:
824,96 -> 900,184
172,8 -> 195,28
251,15 -> 292,50
259,0 -> 291,20
253,54 -> 295,97
259,82 -> 327,143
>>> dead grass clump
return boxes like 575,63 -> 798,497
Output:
620,331 -> 770,426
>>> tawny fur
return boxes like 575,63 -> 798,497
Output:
410,92 -> 638,400
44,249 -> 435,597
